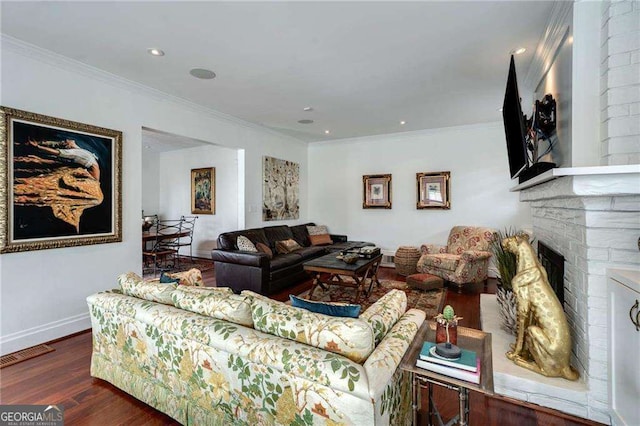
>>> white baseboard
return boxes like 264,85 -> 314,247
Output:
0,312 -> 91,356
194,249 -> 211,260
181,248 -> 211,260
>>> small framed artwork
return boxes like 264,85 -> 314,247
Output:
363,174 -> 392,209
0,106 -> 122,253
417,171 -> 451,209
191,167 -> 215,214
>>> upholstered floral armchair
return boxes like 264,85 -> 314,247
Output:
416,226 -> 494,287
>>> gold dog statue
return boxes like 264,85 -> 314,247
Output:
502,234 -> 579,380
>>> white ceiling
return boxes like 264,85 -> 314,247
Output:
142,129 -> 209,154
1,1 -> 556,143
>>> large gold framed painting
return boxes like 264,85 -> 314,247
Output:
0,107 -> 122,253
262,156 -> 299,221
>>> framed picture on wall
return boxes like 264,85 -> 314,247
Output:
417,171 -> 451,209
363,174 -> 392,209
0,106 -> 122,253
191,167 -> 215,214
262,156 -> 300,221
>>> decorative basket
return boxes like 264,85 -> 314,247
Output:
394,246 -> 421,276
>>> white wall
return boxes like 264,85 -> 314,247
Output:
571,0 -> 601,167
308,123 -> 531,253
536,31 -> 573,168
141,149 -> 160,216
0,37 -> 308,355
158,145 -> 239,258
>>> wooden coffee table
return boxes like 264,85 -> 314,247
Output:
303,252 -> 382,303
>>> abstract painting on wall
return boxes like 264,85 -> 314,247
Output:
191,167 -> 215,215
262,156 -> 299,221
0,106 -> 122,253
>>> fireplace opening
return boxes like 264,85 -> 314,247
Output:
538,241 -> 565,306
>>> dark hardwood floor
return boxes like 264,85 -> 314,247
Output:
0,264 -> 602,425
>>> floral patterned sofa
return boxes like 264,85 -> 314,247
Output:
416,226 -> 495,288
87,272 -> 425,425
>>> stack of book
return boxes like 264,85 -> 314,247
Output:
415,341 -> 481,384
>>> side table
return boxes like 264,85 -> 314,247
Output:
399,321 -> 494,426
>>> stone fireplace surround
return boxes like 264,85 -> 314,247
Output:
481,164 -> 639,424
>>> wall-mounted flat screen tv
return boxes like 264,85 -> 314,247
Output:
502,55 -> 528,179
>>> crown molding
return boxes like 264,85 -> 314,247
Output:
523,1 -> 573,92
0,35 -> 307,145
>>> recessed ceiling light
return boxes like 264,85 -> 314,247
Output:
189,68 -> 216,79
303,107 -> 313,112
400,121 -> 406,125
147,48 -> 165,57
298,119 -> 314,124
324,130 -> 330,134
510,47 -> 526,55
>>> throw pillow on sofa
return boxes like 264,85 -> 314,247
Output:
118,272 -> 176,305
275,239 -> 302,254
237,235 -> 258,252
290,295 -> 361,318
309,234 -> 333,246
255,242 -> 273,259
172,286 -> 253,327
307,225 -> 330,235
307,225 -> 333,246
243,290 -> 374,363
359,289 -> 408,345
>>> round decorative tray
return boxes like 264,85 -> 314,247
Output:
342,254 -> 359,264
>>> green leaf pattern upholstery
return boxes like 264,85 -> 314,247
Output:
359,289 -> 408,345
244,290 -> 375,363
88,277 -> 424,425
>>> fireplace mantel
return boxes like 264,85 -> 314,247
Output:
504,163 -> 640,424
510,164 -> 640,192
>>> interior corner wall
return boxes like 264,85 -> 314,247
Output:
0,39 -> 308,355
158,145 -> 239,258
308,123 -> 531,253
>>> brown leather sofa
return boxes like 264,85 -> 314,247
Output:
211,223 -> 372,295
